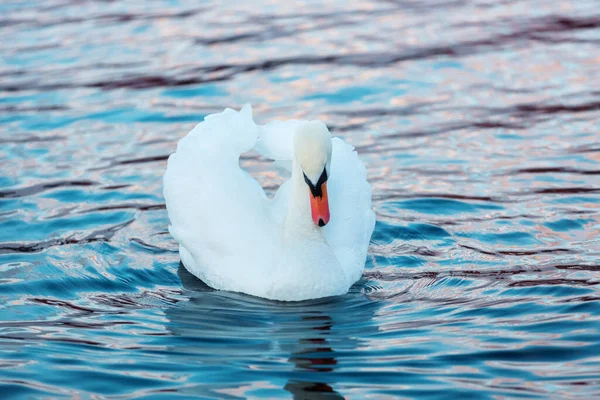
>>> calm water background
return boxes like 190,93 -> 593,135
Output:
1,0 -> 600,398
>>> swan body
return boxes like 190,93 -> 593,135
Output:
163,105 -> 375,301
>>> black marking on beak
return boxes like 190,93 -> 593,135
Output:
318,219 -> 326,227
303,168 -> 328,197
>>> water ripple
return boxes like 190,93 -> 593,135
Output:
1,0 -> 599,398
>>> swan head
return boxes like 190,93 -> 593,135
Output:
294,121 -> 332,227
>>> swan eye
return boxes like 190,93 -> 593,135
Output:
303,168 -> 328,198
316,168 -> 328,187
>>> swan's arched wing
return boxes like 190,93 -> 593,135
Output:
254,119 -> 307,166
324,138 -> 376,282
163,105 -> 279,282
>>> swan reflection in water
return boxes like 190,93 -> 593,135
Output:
160,264 -> 378,399
284,314 -> 344,399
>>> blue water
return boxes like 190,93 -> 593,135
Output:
1,0 -> 600,398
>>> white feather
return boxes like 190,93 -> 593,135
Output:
163,105 -> 375,301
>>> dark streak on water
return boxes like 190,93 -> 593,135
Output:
1,0 -> 600,399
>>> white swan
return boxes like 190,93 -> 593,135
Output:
163,105 -> 375,301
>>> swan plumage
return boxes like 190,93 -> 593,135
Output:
163,105 -> 375,301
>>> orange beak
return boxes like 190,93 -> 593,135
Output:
309,182 -> 330,227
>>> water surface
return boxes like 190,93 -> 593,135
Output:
1,0 -> 600,398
